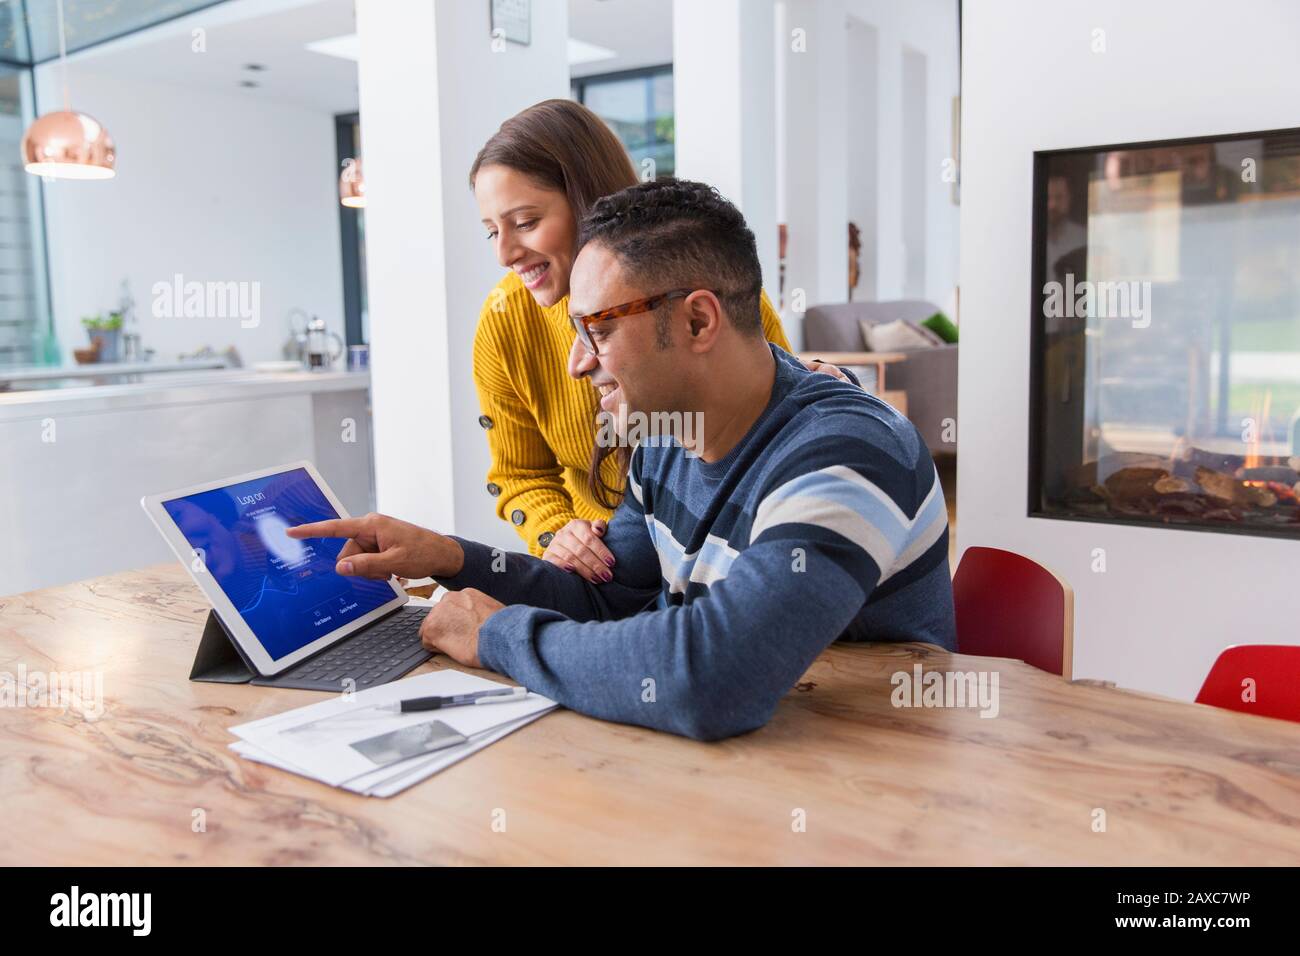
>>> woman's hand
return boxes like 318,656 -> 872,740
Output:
541,518 -> 616,583
801,357 -> 849,382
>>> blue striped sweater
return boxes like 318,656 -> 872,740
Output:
444,345 -> 955,740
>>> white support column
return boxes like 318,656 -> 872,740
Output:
779,0 -> 848,345
672,0 -> 779,309
844,14 -> 879,302
356,0 -> 569,550
872,24 -> 905,300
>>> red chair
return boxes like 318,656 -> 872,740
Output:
953,546 -> 1074,678
1195,645 -> 1300,724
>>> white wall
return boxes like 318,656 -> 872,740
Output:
569,0 -> 673,79
779,0 -> 848,344
673,0 -> 778,300
358,0 -> 569,552
35,65 -> 345,365
958,0 -> 1300,699
844,0 -> 959,313
844,15 -> 878,301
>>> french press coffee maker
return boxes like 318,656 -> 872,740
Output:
303,315 -> 344,371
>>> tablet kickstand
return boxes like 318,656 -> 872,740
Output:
189,609 -> 259,684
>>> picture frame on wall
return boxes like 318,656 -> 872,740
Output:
490,0 -> 531,46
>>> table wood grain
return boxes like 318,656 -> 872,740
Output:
2,564 -> 1299,865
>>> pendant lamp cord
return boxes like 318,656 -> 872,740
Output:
56,0 -> 70,111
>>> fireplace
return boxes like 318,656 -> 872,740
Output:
1030,128 -> 1300,538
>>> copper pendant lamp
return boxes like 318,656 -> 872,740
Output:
339,157 -> 365,208
21,0 -> 116,181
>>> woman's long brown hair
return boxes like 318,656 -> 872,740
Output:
470,99 -> 639,510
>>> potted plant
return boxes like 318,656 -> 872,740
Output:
81,312 -> 124,363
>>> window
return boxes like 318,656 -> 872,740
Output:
0,0 -> 231,367
572,65 -> 674,178
0,65 -> 53,366
336,112 -> 368,347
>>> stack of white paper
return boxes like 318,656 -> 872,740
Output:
229,671 -> 557,797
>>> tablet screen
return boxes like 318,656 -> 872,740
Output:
161,467 -> 399,661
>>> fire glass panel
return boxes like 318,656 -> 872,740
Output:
1033,131 -> 1300,537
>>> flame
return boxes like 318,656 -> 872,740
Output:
1243,390 -> 1272,471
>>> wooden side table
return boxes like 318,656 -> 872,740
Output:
798,350 -> 909,416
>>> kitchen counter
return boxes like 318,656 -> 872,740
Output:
0,358 -> 230,388
0,368 -> 369,422
0,368 -> 375,596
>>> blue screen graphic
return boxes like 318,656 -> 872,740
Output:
162,468 -> 398,660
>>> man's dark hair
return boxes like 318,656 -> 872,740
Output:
576,178 -> 763,340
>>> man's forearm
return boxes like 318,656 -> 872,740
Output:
474,539 -> 875,741
436,536 -> 658,624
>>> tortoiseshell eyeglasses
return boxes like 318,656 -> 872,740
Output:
569,288 -> 709,356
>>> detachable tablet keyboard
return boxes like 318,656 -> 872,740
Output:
254,606 -> 433,691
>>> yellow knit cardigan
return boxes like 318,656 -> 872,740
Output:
472,271 -> 791,555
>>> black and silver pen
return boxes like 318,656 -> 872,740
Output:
373,687 -> 528,713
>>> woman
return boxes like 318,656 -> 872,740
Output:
470,99 -> 831,582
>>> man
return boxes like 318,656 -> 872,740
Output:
289,179 -> 955,741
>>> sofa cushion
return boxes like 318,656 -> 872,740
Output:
861,318 -> 944,352
920,310 -> 960,343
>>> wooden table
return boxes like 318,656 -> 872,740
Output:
3,565 -> 1299,865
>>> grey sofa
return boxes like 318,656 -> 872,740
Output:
803,300 -> 957,455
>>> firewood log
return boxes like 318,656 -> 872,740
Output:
1103,466 -> 1169,502
1154,476 -> 1193,494
1194,467 -> 1237,503
1183,447 -> 1246,473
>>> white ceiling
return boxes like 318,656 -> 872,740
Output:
65,0 -> 362,114
568,0 -> 673,78
61,0 -> 674,115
